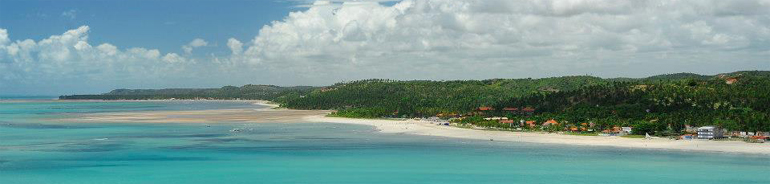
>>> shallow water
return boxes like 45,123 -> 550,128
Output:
1,101 -> 768,184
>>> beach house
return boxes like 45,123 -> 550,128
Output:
499,120 -> 515,127
473,106 -> 494,116
542,119 -> 559,127
697,126 -> 724,139
477,107 -> 494,111
684,124 -> 697,133
621,127 -> 633,134
501,107 -> 535,116
600,127 -> 624,136
502,107 -> 518,114
522,107 -> 535,116
524,120 -> 537,128
485,117 -> 507,121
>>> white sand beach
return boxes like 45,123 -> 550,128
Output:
306,115 -> 770,155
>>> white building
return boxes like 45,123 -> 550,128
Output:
697,126 -> 724,139
621,127 -> 633,134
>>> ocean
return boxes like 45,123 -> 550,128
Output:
1,101 -> 768,184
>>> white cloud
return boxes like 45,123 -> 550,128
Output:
189,38 -> 208,47
0,26 -> 190,93
0,29 -> 9,46
216,0 -> 770,83
162,53 -> 186,63
182,38 -> 208,54
96,43 -> 118,56
3,0 -> 770,94
227,38 -> 243,55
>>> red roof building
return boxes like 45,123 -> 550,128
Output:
525,120 -> 537,127
726,78 -> 738,85
503,107 -> 519,111
542,119 -> 559,127
522,107 -> 535,112
477,107 -> 495,111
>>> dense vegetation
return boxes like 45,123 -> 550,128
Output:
500,75 -> 770,134
279,71 -> 770,134
61,71 -> 770,134
281,76 -> 607,117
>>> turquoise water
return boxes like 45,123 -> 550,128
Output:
1,101 -> 768,183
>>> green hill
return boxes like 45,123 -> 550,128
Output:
60,71 -> 770,133
501,74 -> 770,133
280,76 -> 608,116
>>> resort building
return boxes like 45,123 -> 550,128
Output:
477,107 -> 494,111
600,127 -> 626,136
502,107 -> 518,114
501,107 -> 536,116
542,119 -> 559,127
521,107 -> 535,116
484,117 -> 507,121
473,107 -> 494,116
524,120 -> 537,128
621,127 -> 633,134
684,124 -> 697,133
499,120 -> 515,127
697,126 -> 724,139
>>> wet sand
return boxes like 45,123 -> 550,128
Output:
62,101 -> 330,123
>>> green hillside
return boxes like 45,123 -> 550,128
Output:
60,71 -> 770,133
280,76 -> 607,116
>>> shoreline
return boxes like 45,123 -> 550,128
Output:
46,100 -> 770,155
1,98 -> 276,103
305,115 -> 770,155
57,100 -> 322,124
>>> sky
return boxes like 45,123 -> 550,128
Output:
1,0 -> 769,95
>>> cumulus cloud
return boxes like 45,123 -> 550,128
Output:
4,0 -> 770,94
182,38 -> 208,54
0,29 -> 9,46
227,38 -> 243,55
162,53 -> 187,63
0,26 -> 190,93
218,0 -> 770,83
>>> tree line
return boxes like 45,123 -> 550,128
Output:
60,71 -> 770,133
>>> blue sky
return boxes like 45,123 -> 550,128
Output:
1,0 -> 295,56
1,0 -> 769,95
